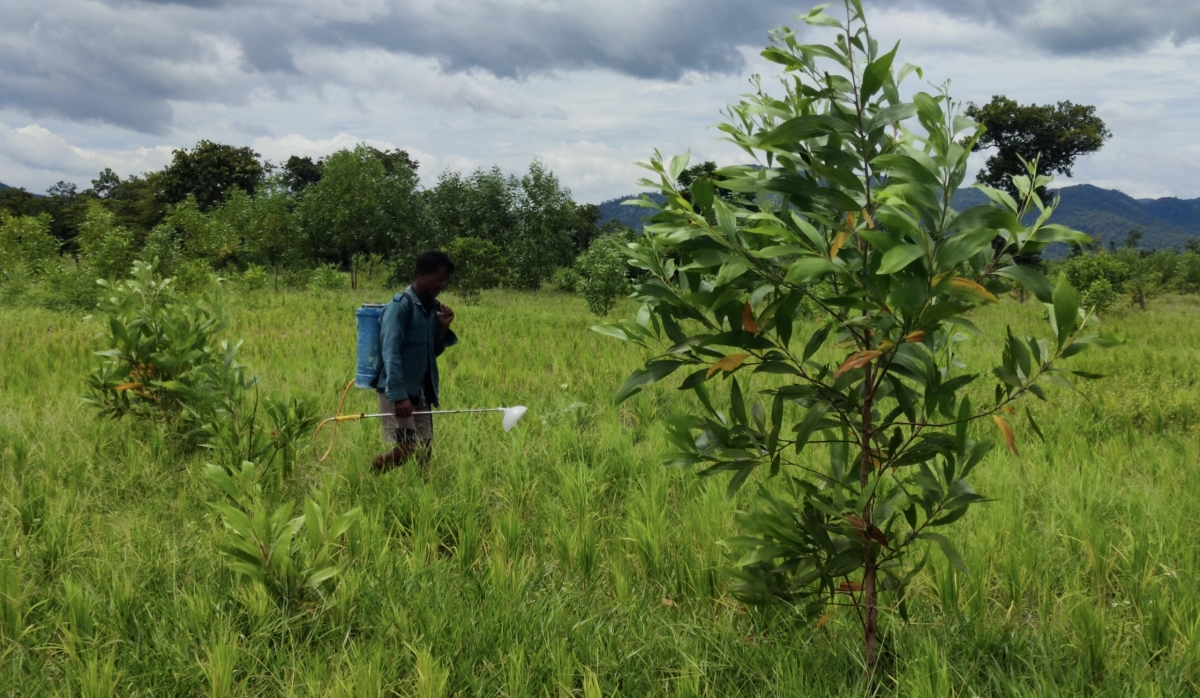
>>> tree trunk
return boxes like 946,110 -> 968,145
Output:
350,261 -> 358,290
861,357 -> 879,676
273,262 -> 279,292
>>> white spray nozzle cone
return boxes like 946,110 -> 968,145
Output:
502,406 -> 528,432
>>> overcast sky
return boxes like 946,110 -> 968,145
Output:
1,0 -> 1198,203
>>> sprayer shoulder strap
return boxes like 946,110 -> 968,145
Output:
400,288 -> 422,332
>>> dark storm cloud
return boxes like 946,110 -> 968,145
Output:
0,1 -> 254,133
1,0 -> 1198,134
309,2 -> 799,81
894,0 -> 1200,55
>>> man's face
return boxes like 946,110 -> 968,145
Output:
416,267 -> 451,298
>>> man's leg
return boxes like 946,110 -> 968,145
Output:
372,441 -> 416,471
373,391 -> 420,472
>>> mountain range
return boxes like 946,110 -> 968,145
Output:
598,184 -> 1200,252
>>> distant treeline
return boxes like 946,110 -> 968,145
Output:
0,140 -> 629,306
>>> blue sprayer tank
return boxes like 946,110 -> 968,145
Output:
355,303 -> 386,389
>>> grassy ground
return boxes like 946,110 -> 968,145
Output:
2,283 -> 1200,696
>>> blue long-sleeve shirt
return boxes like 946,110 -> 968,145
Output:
373,287 -> 457,405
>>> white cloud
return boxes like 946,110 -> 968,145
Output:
1,1 -> 1199,205
0,122 -> 174,190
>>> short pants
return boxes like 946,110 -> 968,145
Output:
377,391 -> 434,445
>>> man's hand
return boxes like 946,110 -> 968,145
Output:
437,304 -> 455,334
394,399 -> 414,419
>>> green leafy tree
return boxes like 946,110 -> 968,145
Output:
92,170 -> 170,236
575,231 -> 633,316
965,96 -> 1111,198
0,212 -> 58,280
240,179 -> 300,290
510,161 -> 579,289
568,203 -> 605,256
77,200 -> 136,280
598,2 -> 1116,675
1115,248 -> 1160,311
1059,252 -> 1130,313
160,140 -> 267,212
42,181 -> 90,247
281,156 -> 324,193
447,236 -> 502,303
298,145 -> 425,289
0,187 -> 45,219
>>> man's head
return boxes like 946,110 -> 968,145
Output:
412,249 -> 455,299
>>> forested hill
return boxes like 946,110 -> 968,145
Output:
0,182 -> 12,191
952,184 -> 1200,250
597,193 -> 665,229
599,184 -> 1200,251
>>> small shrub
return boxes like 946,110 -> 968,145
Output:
240,264 -> 269,291
140,223 -> 183,277
308,263 -> 347,291
83,260 -> 317,466
77,201 -> 135,281
39,264 -> 100,312
204,462 -> 361,609
174,258 -> 218,293
83,260 -> 233,427
1081,277 -> 1119,313
575,232 -> 632,316
551,266 -> 581,293
280,267 -> 312,290
0,212 -> 58,281
448,236 -> 501,303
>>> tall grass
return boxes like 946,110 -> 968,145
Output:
1,283 -> 1199,694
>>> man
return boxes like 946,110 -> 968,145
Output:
371,250 -> 457,471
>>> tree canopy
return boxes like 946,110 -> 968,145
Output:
965,96 -> 1111,196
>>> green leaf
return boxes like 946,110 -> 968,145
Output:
726,466 -> 755,501
865,103 -> 918,134
803,323 -> 833,362
758,115 -> 852,147
946,206 -> 1022,234
1052,273 -> 1080,347
668,152 -> 690,182
305,566 -> 341,589
994,265 -> 1054,303
803,12 -> 844,29
873,153 -> 939,187
616,360 -> 683,403
716,257 -> 753,286
794,403 -> 830,452
1061,333 -> 1121,358
877,244 -> 924,275
730,377 -> 748,426
784,257 -> 838,285
714,199 -> 738,238
591,325 -> 628,342
860,43 -> 899,101
935,227 -> 997,270
1025,407 -> 1045,442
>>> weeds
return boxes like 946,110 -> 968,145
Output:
1,283 -> 1199,694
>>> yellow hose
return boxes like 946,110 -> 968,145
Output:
312,379 -> 357,463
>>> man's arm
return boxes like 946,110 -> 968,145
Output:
435,304 -> 458,356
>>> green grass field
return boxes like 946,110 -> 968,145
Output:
2,284 -> 1200,696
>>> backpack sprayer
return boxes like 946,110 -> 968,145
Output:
312,302 -> 527,462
